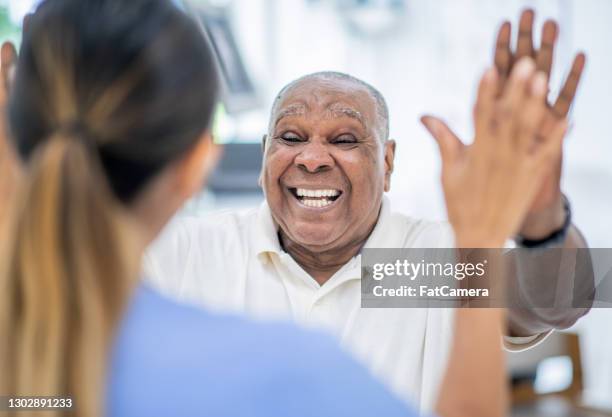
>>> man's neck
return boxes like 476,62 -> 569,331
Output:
278,227 -> 373,286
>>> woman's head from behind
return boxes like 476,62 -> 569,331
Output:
1,0 -> 218,415
11,0 -> 219,228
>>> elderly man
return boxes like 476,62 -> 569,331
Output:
145,10 -> 592,412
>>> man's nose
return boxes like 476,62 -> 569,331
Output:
294,141 -> 335,173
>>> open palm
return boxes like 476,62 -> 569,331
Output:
494,9 -> 585,213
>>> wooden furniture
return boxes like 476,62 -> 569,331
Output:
509,332 -> 583,404
509,332 -> 612,416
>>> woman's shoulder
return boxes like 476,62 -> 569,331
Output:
115,283 -> 313,345
109,284 -> 359,381
106,284 -> 413,417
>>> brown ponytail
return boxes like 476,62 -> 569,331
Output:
0,133 -> 138,417
0,0 -> 219,415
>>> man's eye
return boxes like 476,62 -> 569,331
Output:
280,133 -> 304,142
333,134 -> 357,144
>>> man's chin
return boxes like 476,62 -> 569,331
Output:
282,222 -> 346,249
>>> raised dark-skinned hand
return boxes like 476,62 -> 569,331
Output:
494,9 -> 586,238
422,58 -> 568,248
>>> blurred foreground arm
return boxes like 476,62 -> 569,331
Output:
437,308 -> 507,417
424,56 -> 565,417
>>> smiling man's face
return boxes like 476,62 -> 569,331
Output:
262,76 -> 395,252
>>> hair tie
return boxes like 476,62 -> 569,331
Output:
55,119 -> 98,149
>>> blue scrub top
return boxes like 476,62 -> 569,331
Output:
106,284 -> 417,417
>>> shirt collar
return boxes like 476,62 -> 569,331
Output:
253,201 -> 283,264
363,195 -> 395,249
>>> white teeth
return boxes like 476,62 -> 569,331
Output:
296,188 -> 340,198
302,199 -> 332,208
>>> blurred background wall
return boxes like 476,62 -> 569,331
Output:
3,0 -> 611,411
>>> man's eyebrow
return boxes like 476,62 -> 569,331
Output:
273,103 -> 367,130
274,104 -> 307,127
327,105 -> 366,129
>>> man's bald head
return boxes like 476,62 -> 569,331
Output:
269,71 -> 390,142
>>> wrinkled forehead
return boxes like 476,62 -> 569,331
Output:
271,78 -> 378,131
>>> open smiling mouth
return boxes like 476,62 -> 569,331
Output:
289,188 -> 343,209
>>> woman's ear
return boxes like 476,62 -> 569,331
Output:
176,132 -> 221,200
129,133 -> 220,244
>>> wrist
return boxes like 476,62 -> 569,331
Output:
455,232 -> 505,248
517,195 -> 572,248
519,196 -> 565,239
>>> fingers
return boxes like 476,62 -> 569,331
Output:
1,42 -> 17,93
494,21 -> 512,88
474,68 -> 498,143
495,57 -> 536,144
536,20 -> 558,78
552,53 -> 587,118
1,42 -> 17,71
516,9 -> 535,59
421,116 -> 464,166
517,72 -> 548,152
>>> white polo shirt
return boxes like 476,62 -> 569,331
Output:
144,197 -> 536,413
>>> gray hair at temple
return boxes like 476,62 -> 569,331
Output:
269,71 -> 390,142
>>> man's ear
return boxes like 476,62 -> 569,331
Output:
257,134 -> 268,188
383,139 -> 396,192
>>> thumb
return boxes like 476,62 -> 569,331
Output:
421,115 -> 463,164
